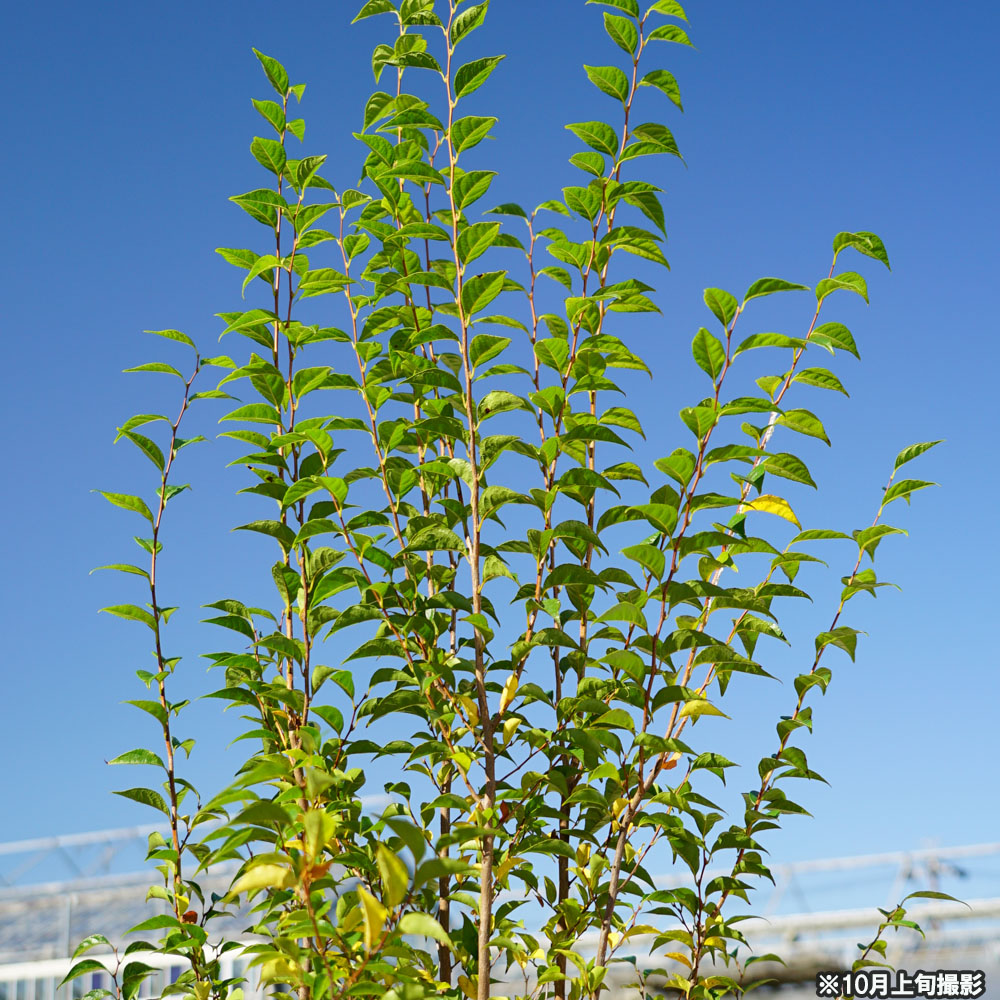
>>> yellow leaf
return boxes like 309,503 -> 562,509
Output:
457,975 -> 477,999
665,952 -> 693,969
494,853 -> 523,884
228,863 -> 295,899
376,844 -> 410,907
746,493 -> 800,527
458,694 -> 479,726
502,716 -> 521,746
498,672 -> 518,714
358,886 -> 388,950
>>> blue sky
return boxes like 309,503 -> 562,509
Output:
1,0 -> 997,891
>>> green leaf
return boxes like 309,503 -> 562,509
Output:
127,914 -> 181,934
486,202 -> 528,218
98,491 -> 154,522
622,542 -> 665,579
569,151 -> 605,177
457,221 -> 501,264
639,68 -> 683,109
109,749 -> 165,768
252,98 -> 284,134
833,230 -> 890,269
793,528 -> 851,542
743,277 -> 809,303
816,271 -> 868,303
585,64 -> 630,103
587,0 -> 639,14
479,390 -> 529,419
113,787 -> 169,815
893,440 -> 942,471
763,453 -> 816,488
902,890 -> 967,905
883,478 -> 936,506
777,409 -> 830,445
229,189 -> 283,227
101,604 -> 156,630
604,13 -> 639,54
144,328 -> 195,348
451,115 -> 497,152
815,627 -> 861,660
566,120 -> 619,157
470,333 -> 510,367
461,271 -> 506,316
856,523 -> 905,557
91,563 -> 150,580
622,121 -> 680,159
647,0 -> 688,16
72,935 -> 112,960
408,526 -> 465,551
734,332 -> 807,356
454,55 -> 506,98
647,23 -> 693,45
691,328 -> 726,380
704,288 -> 738,327
253,48 -> 289,97
124,700 -> 168,725
118,430 -> 165,471
679,404 -> 718,440
353,0 -> 395,21
811,321 -> 860,358
793,367 -> 848,394
453,170 -> 497,209
123,362 -> 183,378
451,2 -> 489,44
60,961 -> 109,988
250,136 -> 287,176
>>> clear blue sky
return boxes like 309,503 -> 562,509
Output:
1,0 -> 996,882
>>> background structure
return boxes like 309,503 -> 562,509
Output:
0,0 -> 996,981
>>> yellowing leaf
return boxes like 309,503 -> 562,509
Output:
745,494 -> 800,527
458,975 -> 477,999
303,809 -> 337,859
398,911 -> 451,944
339,905 -> 363,934
623,924 -> 660,939
358,886 -> 388,950
376,844 -> 410,907
257,956 -> 299,984
228,863 -> 295,898
678,699 -> 728,720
